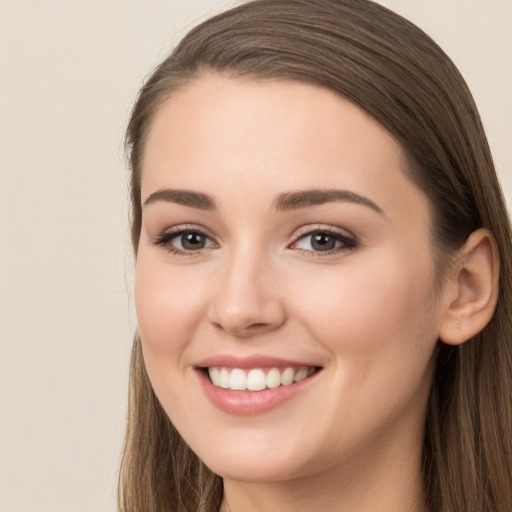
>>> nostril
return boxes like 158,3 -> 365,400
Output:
248,322 -> 268,329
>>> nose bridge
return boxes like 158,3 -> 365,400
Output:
208,239 -> 285,336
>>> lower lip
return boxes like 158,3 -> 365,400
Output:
197,369 -> 319,416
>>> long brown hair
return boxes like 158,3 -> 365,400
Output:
119,1 -> 512,510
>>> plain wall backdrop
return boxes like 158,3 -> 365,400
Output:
0,1 -> 510,511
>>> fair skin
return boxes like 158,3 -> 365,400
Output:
135,75 -> 498,512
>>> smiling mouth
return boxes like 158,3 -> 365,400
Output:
206,366 -> 319,391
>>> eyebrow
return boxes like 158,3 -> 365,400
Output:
274,189 -> 383,214
142,187 -> 383,215
143,189 -> 216,210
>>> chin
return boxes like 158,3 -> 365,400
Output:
206,457 -> 307,484
190,436 -> 322,484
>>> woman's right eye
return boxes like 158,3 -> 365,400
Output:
153,229 -> 217,255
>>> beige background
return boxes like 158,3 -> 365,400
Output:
0,1 -> 510,511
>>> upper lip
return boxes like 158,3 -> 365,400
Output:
196,354 -> 321,369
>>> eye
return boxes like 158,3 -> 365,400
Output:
290,229 -> 356,254
153,228 -> 217,255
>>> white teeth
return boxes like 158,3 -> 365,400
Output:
247,369 -> 267,391
281,367 -> 294,386
266,368 -> 281,389
209,367 -> 220,385
229,368 -> 246,390
207,366 -> 316,391
219,368 -> 230,389
293,368 -> 309,382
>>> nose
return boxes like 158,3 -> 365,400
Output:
207,250 -> 286,337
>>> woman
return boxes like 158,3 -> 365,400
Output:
119,1 -> 512,511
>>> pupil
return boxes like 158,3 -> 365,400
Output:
312,233 -> 335,251
182,233 -> 205,250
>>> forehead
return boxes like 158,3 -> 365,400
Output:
141,75 -> 427,221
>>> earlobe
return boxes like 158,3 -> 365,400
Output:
439,228 -> 500,346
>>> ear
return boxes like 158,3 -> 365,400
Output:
439,228 -> 500,345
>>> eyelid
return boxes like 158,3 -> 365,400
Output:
150,223 -> 356,256
152,223 -> 212,240
291,224 -> 355,240
288,225 -> 358,255
151,224 -> 218,254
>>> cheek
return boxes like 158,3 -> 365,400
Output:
134,256 -> 209,363
291,251 -> 439,376
283,253 -> 440,455
134,256 -> 214,423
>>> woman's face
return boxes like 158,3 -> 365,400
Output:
135,76 -> 446,482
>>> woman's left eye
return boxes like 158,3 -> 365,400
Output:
290,229 -> 356,254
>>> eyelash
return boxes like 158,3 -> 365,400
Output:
152,226 -> 217,256
151,226 -> 357,257
289,228 -> 357,257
